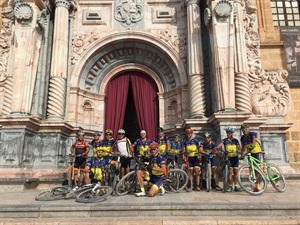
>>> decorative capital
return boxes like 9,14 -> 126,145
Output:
214,0 -> 232,17
54,0 -> 70,9
204,8 -> 212,26
37,9 -> 49,30
185,0 -> 199,7
13,0 -> 33,20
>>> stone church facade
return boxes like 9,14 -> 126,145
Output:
0,0 -> 299,179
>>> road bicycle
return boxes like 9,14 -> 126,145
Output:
237,152 -> 286,195
180,154 -> 193,192
105,152 -> 121,195
75,182 -> 112,203
201,153 -> 213,192
218,150 -> 230,192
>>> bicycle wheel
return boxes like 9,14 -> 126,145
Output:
267,164 -> 286,192
76,186 -> 112,203
35,186 -> 69,201
206,163 -> 212,192
181,164 -> 193,192
115,170 -> 137,196
164,169 -> 188,193
222,164 -> 229,193
237,165 -> 267,196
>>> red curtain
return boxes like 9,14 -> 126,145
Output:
105,72 -> 158,140
130,73 -> 158,140
104,74 -> 130,138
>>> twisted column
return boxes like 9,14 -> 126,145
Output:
185,0 -> 206,118
46,0 -> 70,119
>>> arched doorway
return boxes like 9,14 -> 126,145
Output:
104,71 -> 159,141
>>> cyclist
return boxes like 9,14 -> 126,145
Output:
84,149 -> 119,185
153,127 -> 171,154
131,130 -> 152,162
216,127 -> 241,192
199,132 -> 221,191
101,129 -> 115,158
70,130 -> 90,187
135,142 -> 167,197
183,127 -> 201,191
240,124 -> 263,192
114,129 -> 133,178
90,131 -> 103,157
170,134 -> 183,166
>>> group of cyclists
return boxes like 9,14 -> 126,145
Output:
69,124 -> 262,197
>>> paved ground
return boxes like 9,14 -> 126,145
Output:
0,181 -> 299,224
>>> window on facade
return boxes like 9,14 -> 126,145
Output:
271,0 -> 300,26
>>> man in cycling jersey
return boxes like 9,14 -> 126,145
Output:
216,127 -> 241,192
90,131 -> 103,157
132,130 -> 152,162
101,129 -> 115,158
136,142 -> 167,197
199,132 -> 221,191
70,131 -> 90,187
183,127 -> 201,191
240,124 -> 262,160
114,129 -> 133,178
153,127 -> 171,154
170,134 -> 183,166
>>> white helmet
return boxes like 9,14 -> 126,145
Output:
117,129 -> 125,134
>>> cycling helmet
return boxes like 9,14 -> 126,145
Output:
93,131 -> 102,136
174,133 -> 180,137
140,130 -> 146,134
186,128 -> 193,134
225,127 -> 235,133
149,142 -> 159,149
241,124 -> 249,130
157,127 -> 164,133
105,129 -> 113,134
117,129 -> 125,134
204,132 -> 211,138
77,130 -> 85,136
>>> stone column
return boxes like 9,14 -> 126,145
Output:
234,0 -> 251,113
185,0 -> 206,118
46,0 -> 70,120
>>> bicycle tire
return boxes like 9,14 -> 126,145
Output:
222,164 -> 229,193
267,164 -> 286,192
237,165 -> 267,196
35,186 -> 69,201
76,186 -> 112,203
206,162 -> 212,192
164,169 -> 188,193
115,170 -> 137,196
181,164 -> 193,192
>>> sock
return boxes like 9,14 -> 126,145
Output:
141,187 -> 145,192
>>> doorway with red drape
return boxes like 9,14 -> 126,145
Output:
104,72 -> 159,140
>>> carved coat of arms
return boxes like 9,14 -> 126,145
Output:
115,0 -> 143,26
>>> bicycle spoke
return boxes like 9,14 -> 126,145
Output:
267,164 -> 286,192
76,186 -> 112,203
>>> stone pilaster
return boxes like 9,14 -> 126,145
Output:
46,0 -> 70,120
185,0 -> 206,118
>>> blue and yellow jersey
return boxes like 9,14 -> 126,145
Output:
222,138 -> 240,157
149,154 -> 166,177
241,132 -> 262,154
153,137 -> 170,154
199,141 -> 216,155
101,138 -> 115,156
183,138 -> 199,157
170,141 -> 182,155
87,157 -> 109,181
133,139 -> 152,157
90,140 -> 102,157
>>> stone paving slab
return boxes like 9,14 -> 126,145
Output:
0,183 -> 299,219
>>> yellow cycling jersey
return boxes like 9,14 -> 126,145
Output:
90,167 -> 104,181
101,146 -> 112,156
225,145 -> 238,157
186,145 -> 198,157
245,141 -> 262,154
138,145 -> 150,157
170,148 -> 181,155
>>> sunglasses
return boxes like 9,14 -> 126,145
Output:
106,133 -> 112,135
150,148 -> 157,151
118,133 -> 125,135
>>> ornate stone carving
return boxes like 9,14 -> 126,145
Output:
13,0 -> 33,20
37,9 -> 49,30
214,0 -> 232,17
54,0 -> 70,9
242,0 -> 291,116
204,8 -> 212,26
71,31 -> 102,64
47,77 -> 66,118
115,0 -> 143,26
184,0 -> 199,7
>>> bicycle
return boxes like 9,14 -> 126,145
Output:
237,152 -> 286,195
180,156 -> 193,192
35,154 -> 91,201
105,152 -> 121,195
201,153 -> 213,192
75,182 -> 112,203
218,150 -> 230,193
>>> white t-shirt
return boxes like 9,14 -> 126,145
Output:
117,138 -> 129,157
